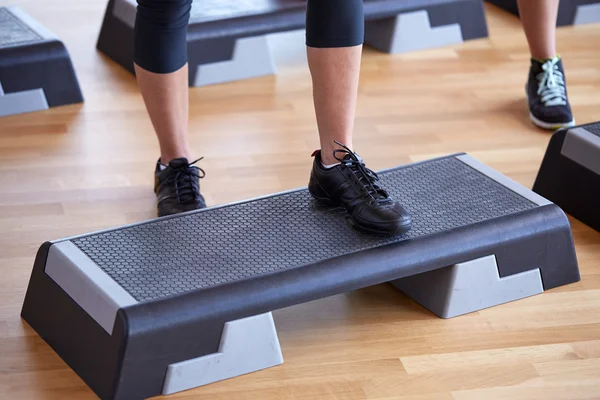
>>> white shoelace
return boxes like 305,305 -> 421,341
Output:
536,57 -> 567,107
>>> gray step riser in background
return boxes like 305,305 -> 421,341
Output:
97,0 -> 488,87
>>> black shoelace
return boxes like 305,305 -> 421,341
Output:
333,141 -> 392,205
165,157 -> 206,203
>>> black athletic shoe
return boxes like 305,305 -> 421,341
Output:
526,57 -> 575,130
308,143 -> 412,235
154,157 -> 207,217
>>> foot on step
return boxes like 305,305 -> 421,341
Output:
154,157 -> 207,217
308,142 -> 412,235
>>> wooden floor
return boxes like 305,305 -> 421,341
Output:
2,1 -> 600,399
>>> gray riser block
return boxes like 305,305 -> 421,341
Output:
192,28 -> 307,86
163,312 -> 283,395
194,35 -> 276,87
0,85 -> 49,117
574,3 -> 600,24
486,0 -> 600,26
365,10 -> 463,53
365,0 -> 488,54
392,255 -> 544,318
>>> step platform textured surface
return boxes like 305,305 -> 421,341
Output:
486,0 -> 600,26
21,154 -> 579,400
534,122 -> 600,232
97,0 -> 488,86
0,6 -> 83,117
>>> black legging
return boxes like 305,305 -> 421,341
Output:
134,0 -> 364,74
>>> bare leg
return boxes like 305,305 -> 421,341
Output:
304,1 -> 411,234
308,46 -> 362,165
517,0 -> 560,60
134,63 -> 191,164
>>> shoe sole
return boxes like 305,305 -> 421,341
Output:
529,112 -> 575,131
310,190 -> 412,236
525,88 -> 575,130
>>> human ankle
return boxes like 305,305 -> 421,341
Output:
160,152 -> 192,165
532,54 -> 559,63
320,142 -> 353,165
320,152 -> 338,166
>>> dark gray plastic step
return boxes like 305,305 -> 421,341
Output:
534,122 -> 600,232
21,153 -> 579,400
0,6 -> 83,117
97,0 -> 488,87
486,0 -> 600,26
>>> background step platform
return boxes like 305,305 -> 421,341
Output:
534,122 -> 600,232
0,6 -> 83,117
486,0 -> 600,26
21,154 -> 579,400
97,0 -> 488,87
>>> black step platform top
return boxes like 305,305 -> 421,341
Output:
188,0 -> 463,23
190,0 -> 305,23
70,156 -> 536,303
0,7 -> 43,48
113,0 -> 476,31
583,122 -> 600,136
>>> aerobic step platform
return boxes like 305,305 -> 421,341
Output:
0,6 -> 83,117
97,0 -> 488,87
486,0 -> 600,26
21,154 -> 579,400
534,122 -> 600,232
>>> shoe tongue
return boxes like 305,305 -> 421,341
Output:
342,153 -> 362,164
532,56 -> 561,71
168,158 -> 189,169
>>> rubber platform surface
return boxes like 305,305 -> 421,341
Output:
0,8 -> 42,47
71,156 -> 536,302
584,122 -> 600,136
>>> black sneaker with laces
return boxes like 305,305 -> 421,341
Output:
308,143 -> 412,235
154,157 -> 207,217
526,57 -> 575,130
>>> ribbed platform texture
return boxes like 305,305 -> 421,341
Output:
72,157 -> 536,302
0,8 -> 42,47
584,122 -> 600,136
